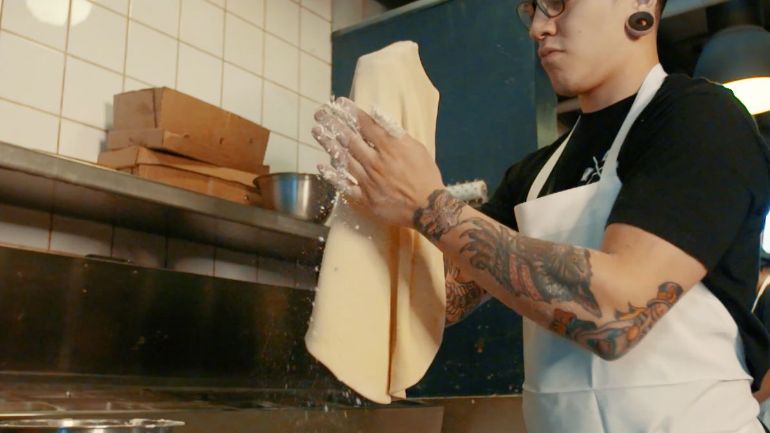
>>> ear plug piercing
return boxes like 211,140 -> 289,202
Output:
626,11 -> 654,38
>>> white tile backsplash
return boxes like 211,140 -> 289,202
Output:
112,227 -> 165,267
0,203 -> 51,251
58,119 -> 105,162
222,63 -> 262,123
300,8 -> 330,62
227,0 -> 264,27
264,34 -> 298,91
265,0 -> 298,46
167,238 -> 215,276
125,21 -> 178,87
68,0 -> 126,72
180,0 -> 224,56
264,133 -> 298,172
298,142 -> 328,174
1,0 -> 68,50
50,214 -> 112,256
0,98 -> 59,153
302,0 -> 332,21
90,0 -> 129,15
298,96 -> 321,147
62,56 -> 123,129
299,52 -> 330,104
130,0 -> 180,37
224,13 -> 263,75
177,43 -> 223,106
0,0 -> 332,277
214,248 -> 258,282
332,0 -> 363,31
262,81 -> 298,139
0,31 -> 64,113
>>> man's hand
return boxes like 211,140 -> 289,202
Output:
312,97 -> 445,228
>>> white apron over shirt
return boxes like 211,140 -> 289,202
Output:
513,64 -> 763,433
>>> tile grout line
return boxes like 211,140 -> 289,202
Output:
219,0 -> 227,107
121,0 -> 132,91
296,1 -> 301,170
174,0 -> 183,89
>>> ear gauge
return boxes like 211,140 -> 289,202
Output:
626,11 -> 655,38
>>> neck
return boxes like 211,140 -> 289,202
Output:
578,50 -> 659,113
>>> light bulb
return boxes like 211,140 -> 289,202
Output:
25,0 -> 91,27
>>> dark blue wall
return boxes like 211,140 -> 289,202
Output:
331,0 -> 557,396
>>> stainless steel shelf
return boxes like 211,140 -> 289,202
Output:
0,141 -> 327,263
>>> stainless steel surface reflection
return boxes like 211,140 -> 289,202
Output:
254,173 -> 336,223
0,418 -> 184,433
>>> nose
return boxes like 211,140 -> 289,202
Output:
529,9 -> 557,41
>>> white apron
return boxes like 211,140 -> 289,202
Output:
514,64 -> 763,433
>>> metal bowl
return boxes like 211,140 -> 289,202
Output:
253,173 -> 336,223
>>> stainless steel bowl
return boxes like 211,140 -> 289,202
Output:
253,173 -> 336,223
0,419 -> 184,433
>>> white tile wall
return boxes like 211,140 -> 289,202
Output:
58,119 -> 105,162
227,0 -> 264,27
263,81 -> 299,139
0,203 -> 51,251
112,227 -> 166,268
265,0 -> 299,46
125,21 -> 177,87
224,13 -> 263,75
177,43 -> 223,106
167,238 -> 215,276
1,0 -> 68,50
264,33 -> 298,91
214,248 -> 258,282
298,142 -> 329,174
331,0 -> 387,31
0,0 -> 335,276
264,133 -> 298,173
62,56 -> 123,129
0,31 -> 65,113
50,215 -> 113,256
0,99 -> 59,153
130,0 -> 180,37
299,52 -> 330,104
180,0 -> 224,56
222,63 -> 263,123
68,1 -> 127,72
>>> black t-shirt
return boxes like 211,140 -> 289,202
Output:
480,74 -> 770,390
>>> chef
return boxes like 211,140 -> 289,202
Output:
312,0 -> 770,431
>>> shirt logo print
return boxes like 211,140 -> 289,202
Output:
580,150 -> 609,185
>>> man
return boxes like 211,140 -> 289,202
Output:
313,0 -> 770,431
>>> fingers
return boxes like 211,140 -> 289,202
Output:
318,164 -> 364,204
336,97 -> 389,145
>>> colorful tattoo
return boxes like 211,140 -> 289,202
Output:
550,282 -> 683,359
459,218 -> 600,317
445,259 -> 487,324
413,190 -> 466,242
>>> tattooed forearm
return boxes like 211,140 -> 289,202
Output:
550,282 -> 683,360
445,259 -> 487,325
413,189 -> 466,242
460,218 -> 600,317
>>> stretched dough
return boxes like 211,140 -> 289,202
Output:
305,41 -> 446,404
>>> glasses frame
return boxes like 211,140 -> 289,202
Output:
516,0 -> 566,29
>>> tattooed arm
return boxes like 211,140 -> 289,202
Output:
415,189 -> 707,360
444,257 -> 490,326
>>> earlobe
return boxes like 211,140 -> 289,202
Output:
625,11 -> 654,38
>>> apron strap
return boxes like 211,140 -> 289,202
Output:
525,64 -> 667,202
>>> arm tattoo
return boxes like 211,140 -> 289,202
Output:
445,259 -> 487,324
413,189 -> 466,242
460,218 -> 600,317
550,282 -> 683,359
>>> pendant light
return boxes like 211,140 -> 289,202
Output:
694,0 -> 770,115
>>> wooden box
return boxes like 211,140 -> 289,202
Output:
112,87 -> 269,172
98,146 -> 268,188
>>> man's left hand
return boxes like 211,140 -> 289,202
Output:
312,97 -> 445,228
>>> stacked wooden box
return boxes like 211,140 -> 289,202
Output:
99,87 -> 270,205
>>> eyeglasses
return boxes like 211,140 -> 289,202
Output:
516,0 -> 566,29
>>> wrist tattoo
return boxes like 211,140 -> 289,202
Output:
413,189 -> 466,242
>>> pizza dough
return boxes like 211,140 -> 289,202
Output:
305,41 -> 446,404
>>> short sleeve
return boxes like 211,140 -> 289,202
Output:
608,89 -> 768,271
478,163 -> 523,230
